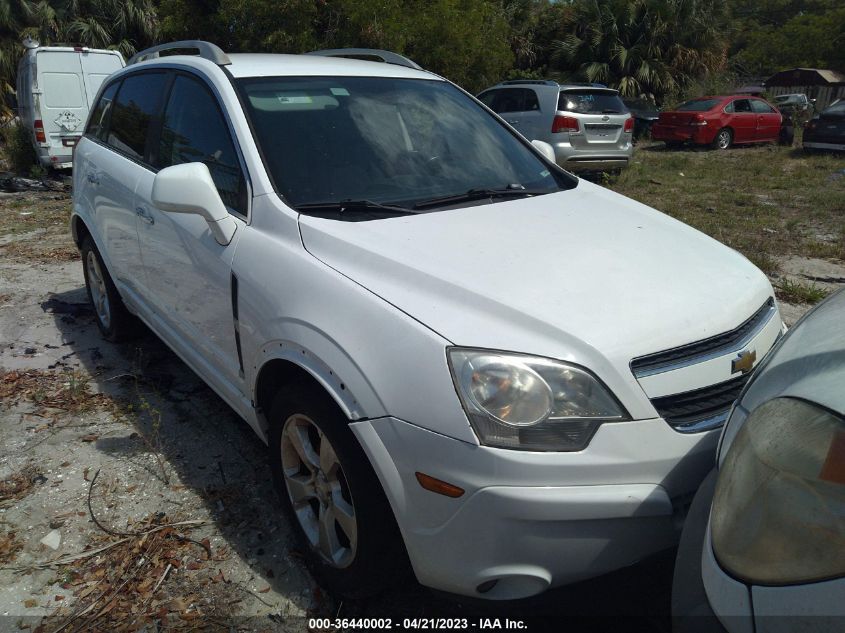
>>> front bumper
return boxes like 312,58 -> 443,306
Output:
351,414 -> 719,599
802,140 -> 845,152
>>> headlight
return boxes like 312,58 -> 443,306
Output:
711,397 -> 845,585
447,348 -> 628,451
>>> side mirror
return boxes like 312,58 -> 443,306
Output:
152,162 -> 237,246
531,139 -> 556,163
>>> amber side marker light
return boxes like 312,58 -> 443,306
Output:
415,472 -> 465,498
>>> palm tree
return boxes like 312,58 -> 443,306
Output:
550,0 -> 728,102
0,0 -> 157,114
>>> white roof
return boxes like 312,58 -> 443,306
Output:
225,53 -> 438,81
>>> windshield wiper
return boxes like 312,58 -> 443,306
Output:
602,109 -> 622,114
295,199 -> 416,216
412,187 -> 551,210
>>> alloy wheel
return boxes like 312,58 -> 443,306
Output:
717,130 -> 731,149
280,414 -> 357,568
86,251 -> 111,329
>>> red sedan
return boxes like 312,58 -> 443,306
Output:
652,95 -> 783,149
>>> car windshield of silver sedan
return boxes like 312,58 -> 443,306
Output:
236,76 -> 574,217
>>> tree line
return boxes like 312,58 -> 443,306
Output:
1,0 -> 843,106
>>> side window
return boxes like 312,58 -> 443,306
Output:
751,100 -> 775,114
158,75 -> 247,216
724,101 -> 734,113
477,91 -> 495,108
733,99 -> 752,113
522,89 -> 540,111
108,72 -> 169,161
86,81 -> 120,142
487,88 -> 535,114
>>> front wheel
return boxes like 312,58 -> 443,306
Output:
712,128 -> 733,150
268,384 -> 408,598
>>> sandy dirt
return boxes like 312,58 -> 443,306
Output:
0,191 -> 317,631
1,189 -> 842,632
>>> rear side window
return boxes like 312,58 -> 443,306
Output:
158,75 -> 247,216
107,72 -> 169,161
677,98 -> 722,112
86,81 -> 120,141
480,88 -> 540,114
751,100 -> 775,114
558,90 -> 625,114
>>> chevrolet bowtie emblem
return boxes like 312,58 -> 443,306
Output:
731,349 -> 757,375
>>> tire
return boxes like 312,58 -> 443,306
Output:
80,236 -> 136,342
711,128 -> 733,150
268,383 -> 408,598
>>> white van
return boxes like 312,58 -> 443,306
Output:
16,44 -> 124,169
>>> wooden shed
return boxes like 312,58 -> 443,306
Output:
764,68 -> 845,111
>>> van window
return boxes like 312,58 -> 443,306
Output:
158,75 -> 247,216
107,72 -> 168,161
42,73 -> 84,108
86,81 -> 120,141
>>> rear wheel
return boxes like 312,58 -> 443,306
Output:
80,236 -> 135,342
268,383 -> 407,598
712,128 -> 733,150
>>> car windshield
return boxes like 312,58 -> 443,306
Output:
236,76 -> 573,213
676,98 -> 722,112
558,90 -> 626,114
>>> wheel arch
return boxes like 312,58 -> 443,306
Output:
253,352 -> 373,435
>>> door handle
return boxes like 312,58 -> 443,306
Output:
135,206 -> 155,225
86,172 -> 100,185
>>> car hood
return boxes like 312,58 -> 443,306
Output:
298,179 -> 772,389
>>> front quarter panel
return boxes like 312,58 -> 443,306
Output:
235,194 -> 476,444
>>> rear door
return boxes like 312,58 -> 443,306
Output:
479,88 -> 544,140
558,89 -> 629,150
726,99 -> 757,143
79,51 -> 124,107
750,99 -> 781,141
34,50 -> 87,155
94,72 -> 170,296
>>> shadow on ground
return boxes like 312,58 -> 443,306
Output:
45,285 -> 675,632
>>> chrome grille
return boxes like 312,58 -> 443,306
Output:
631,298 -> 775,377
651,374 -> 750,432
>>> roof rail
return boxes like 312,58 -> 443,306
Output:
500,79 -> 558,86
305,48 -> 422,70
128,40 -> 230,66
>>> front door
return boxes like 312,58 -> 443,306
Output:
135,73 -> 250,391
751,99 -> 781,141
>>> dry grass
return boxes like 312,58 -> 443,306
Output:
0,531 -> 23,564
32,513 -> 232,632
610,144 -> 845,267
0,464 -> 42,505
0,369 -> 115,417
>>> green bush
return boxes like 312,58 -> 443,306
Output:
1,121 -> 38,175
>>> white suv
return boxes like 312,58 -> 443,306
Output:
72,41 -> 783,601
